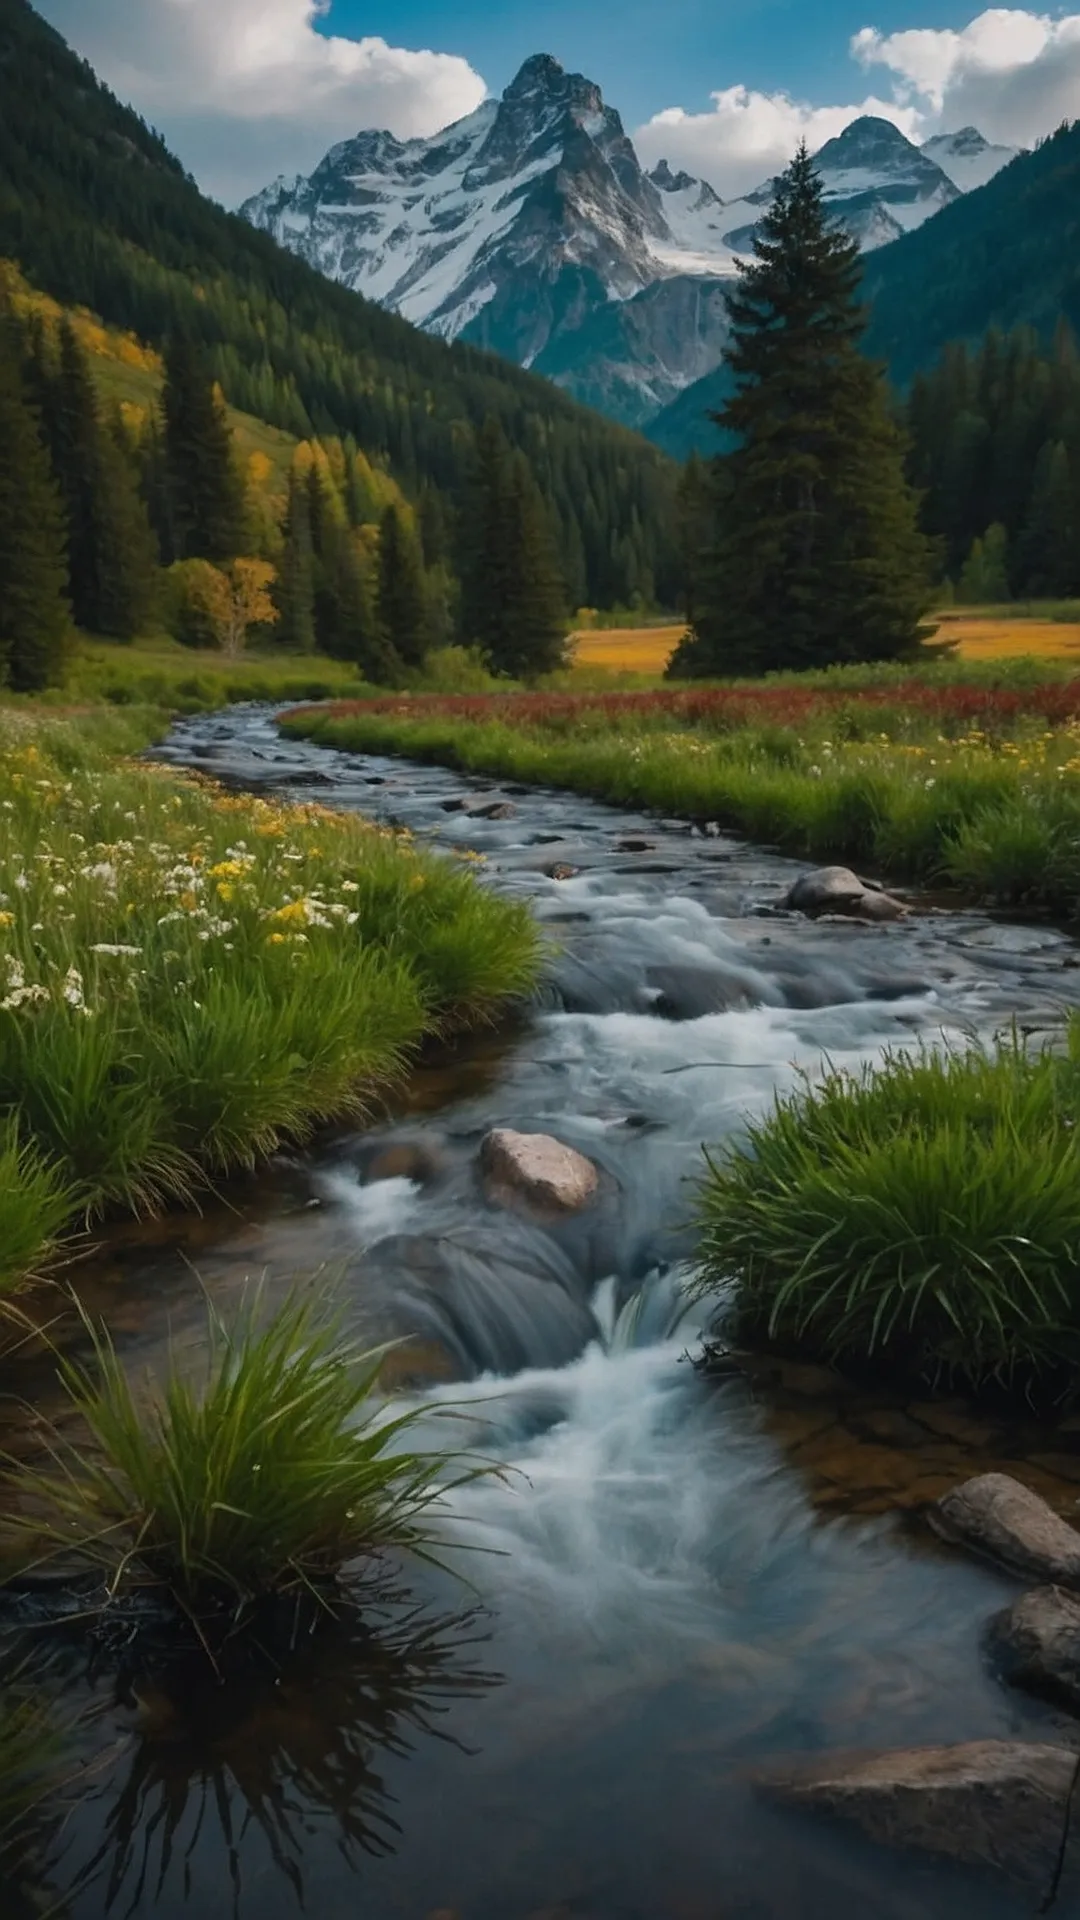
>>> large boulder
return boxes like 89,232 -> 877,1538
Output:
784,866 -> 906,922
991,1585 -> 1080,1714
931,1472 -> 1080,1586
480,1129 -> 599,1218
756,1740 -> 1079,1889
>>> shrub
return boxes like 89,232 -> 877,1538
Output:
6,1286 -> 491,1620
692,1034 -> 1080,1398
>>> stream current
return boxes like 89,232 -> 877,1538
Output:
13,703 -> 1080,1919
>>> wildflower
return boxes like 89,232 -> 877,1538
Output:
90,944 -> 142,957
2,982 -> 53,1010
0,911 -> 13,929
267,932 -> 287,945
269,900 -> 310,927
62,967 -> 87,1009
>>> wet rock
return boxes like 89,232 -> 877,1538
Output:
756,1741 -> 1079,1888
366,1140 -> 448,1186
784,866 -> 906,922
615,836 -> 654,853
440,794 -> 515,819
645,962 -> 758,1019
991,1585 -> 1080,1713
480,1129 -> 599,1217
932,1472 -> 1080,1585
547,863 -> 579,881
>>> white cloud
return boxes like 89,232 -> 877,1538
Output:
635,8 -> 1080,200
853,9 -> 1080,146
35,0 -> 488,205
636,90 -> 921,201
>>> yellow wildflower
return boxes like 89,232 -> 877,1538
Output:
269,899 -> 310,926
267,932 -> 287,945
0,910 -> 13,928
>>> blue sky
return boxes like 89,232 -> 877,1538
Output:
326,0 -> 982,126
35,1 -> 1080,204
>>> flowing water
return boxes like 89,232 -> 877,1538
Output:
9,704 -> 1080,1919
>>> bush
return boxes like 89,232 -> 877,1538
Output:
5,1285 -> 491,1621
692,1033 -> 1080,1398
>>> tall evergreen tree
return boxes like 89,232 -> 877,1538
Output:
274,466 -> 316,652
458,420 -> 567,678
496,455 -> 568,679
671,145 -> 933,678
458,418 -> 514,662
40,320 -> 158,638
957,523 -> 1010,603
1014,441 -> 1078,597
0,312 -> 71,690
161,334 -> 247,563
376,503 -> 430,667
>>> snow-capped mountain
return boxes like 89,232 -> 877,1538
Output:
921,126 -> 1020,194
241,56 -> 1019,430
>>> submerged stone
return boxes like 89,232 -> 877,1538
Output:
756,1740 -> 1079,1889
931,1472 -> 1080,1585
991,1585 -> 1080,1714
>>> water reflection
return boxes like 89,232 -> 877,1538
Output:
30,1592 -> 499,1919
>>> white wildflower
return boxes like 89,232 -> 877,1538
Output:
90,943 -> 142,957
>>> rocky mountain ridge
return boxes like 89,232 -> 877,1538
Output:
241,55 -> 1019,429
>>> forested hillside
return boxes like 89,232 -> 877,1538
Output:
0,0 -> 677,610
863,121 -> 1080,387
909,324 -> 1080,598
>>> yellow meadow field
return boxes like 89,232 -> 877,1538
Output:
570,625 -> 686,674
937,613 -> 1080,660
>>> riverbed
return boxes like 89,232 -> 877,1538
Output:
9,702 -> 1080,1919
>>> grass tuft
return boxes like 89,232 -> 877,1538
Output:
692,1031 -> 1080,1398
5,1284 -> 492,1620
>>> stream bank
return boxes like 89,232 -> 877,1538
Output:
7,701 -> 1080,1918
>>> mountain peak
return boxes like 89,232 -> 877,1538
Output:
650,159 -> 696,193
935,126 -> 989,151
821,116 -> 919,160
505,53 -> 566,97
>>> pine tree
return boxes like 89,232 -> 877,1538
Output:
306,457 -> 401,681
1014,442 -> 1078,597
275,466 -> 316,652
28,320 -> 158,639
457,421 -> 567,679
497,455 -> 568,679
957,523 -> 1011,603
376,503 -> 430,667
161,334 -> 247,563
671,145 -> 933,678
458,417 -> 514,661
0,312 -> 71,690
